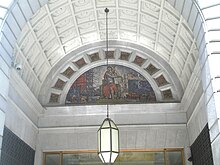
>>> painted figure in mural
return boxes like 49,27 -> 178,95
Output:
65,65 -> 157,105
102,66 -> 122,99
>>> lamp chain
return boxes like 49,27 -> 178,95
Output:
105,8 -> 109,119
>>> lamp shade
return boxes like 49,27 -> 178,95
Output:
98,118 -> 119,164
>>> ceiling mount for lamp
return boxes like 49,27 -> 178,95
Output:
97,8 -> 119,164
105,7 -> 109,13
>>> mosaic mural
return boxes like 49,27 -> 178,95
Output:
65,65 -> 156,105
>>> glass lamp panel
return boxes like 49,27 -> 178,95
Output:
110,120 -> 117,129
98,153 -> 105,163
101,129 -> 110,151
101,152 -> 111,163
112,129 -> 119,152
102,119 -> 110,128
98,130 -> 100,152
111,152 -> 118,163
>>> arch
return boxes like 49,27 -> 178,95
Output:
7,0 -> 199,102
38,40 -> 183,106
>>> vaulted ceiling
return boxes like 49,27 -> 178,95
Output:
11,0 -> 199,106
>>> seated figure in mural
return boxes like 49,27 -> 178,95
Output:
102,66 -> 122,99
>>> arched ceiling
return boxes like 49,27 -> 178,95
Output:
12,0 -> 199,106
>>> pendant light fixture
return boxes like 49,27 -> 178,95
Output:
97,8 -> 119,164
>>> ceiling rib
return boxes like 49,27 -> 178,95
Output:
68,0 -> 82,46
116,0 -> 119,40
45,5 -> 66,56
15,43 -> 41,84
137,0 -> 141,39
92,0 -> 101,41
27,22 -> 51,68
180,38 -> 196,77
12,0 -> 198,103
154,0 -> 165,51
169,16 -> 184,63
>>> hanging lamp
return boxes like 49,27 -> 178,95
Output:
97,8 -> 119,164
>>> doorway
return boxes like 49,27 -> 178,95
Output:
43,148 -> 185,165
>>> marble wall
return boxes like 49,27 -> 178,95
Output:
35,124 -> 190,165
0,23 -> 11,164
1,0 -> 219,165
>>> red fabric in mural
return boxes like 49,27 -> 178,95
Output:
103,83 -> 118,98
75,74 -> 87,92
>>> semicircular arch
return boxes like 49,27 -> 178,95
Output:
38,41 -> 183,106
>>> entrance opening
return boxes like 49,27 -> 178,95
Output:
44,148 -> 184,165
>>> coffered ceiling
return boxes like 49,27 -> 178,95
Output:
11,0 -> 199,106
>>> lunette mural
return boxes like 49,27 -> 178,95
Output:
65,65 -> 156,105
